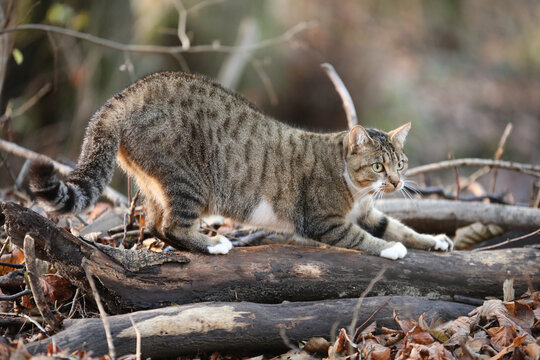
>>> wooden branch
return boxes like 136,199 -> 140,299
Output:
0,22 -> 313,55
0,138 -> 128,207
25,297 -> 475,358
23,235 -> 61,332
407,158 -> 540,178
374,198 -> 540,234
321,63 -> 358,129
2,201 -> 538,314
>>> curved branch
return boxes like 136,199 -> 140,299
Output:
407,158 -> 540,178
321,63 -> 358,129
0,22 -> 314,55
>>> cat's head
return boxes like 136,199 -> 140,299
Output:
344,123 -> 410,199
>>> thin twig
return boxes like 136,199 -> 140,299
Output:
0,288 -> 32,301
448,153 -> 460,200
407,158 -> 540,178
12,83 -> 52,118
348,267 -> 386,337
129,315 -> 141,360
83,262 -> 116,360
187,0 -> 226,14
128,190 -> 140,226
321,63 -> 358,129
279,328 -> 300,351
173,0 -> 190,50
67,288 -> 80,319
489,123 -> 513,194
0,312 -> 50,336
24,235 -> 62,332
0,261 -> 24,268
14,159 -> 30,190
353,296 -> 392,342
472,229 -> 540,252
0,22 -> 314,55
0,236 -> 10,258
0,138 -> 128,206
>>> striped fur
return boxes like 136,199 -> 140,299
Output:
30,72 -> 453,257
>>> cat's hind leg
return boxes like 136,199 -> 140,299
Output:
160,191 -> 233,254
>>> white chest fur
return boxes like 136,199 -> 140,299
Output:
248,200 -> 294,233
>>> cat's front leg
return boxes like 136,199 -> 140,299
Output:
299,218 -> 408,260
357,207 -> 453,252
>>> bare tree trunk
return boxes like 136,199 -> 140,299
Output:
3,201 -> 538,314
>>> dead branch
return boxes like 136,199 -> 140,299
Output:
0,289 -> 31,301
83,263 -> 116,360
2,201 -> 538,313
407,186 -> 508,204
25,297 -> 475,358
407,158 -> 540,178
321,63 -> 358,129
489,123 -> 513,193
375,198 -> 540,234
0,22 -> 314,55
0,138 -> 128,206
23,234 -> 61,332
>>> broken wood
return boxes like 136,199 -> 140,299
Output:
2,201 -> 539,313
375,198 -> 540,234
26,296 -> 475,358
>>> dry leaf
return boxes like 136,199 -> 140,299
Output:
487,325 -> 517,351
86,202 -> 113,221
407,326 -> 436,345
0,248 -> 24,276
39,275 -> 74,305
489,334 -> 526,360
360,340 -> 390,360
303,337 -> 330,354
394,311 -> 416,333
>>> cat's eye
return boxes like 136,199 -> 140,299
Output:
372,163 -> 384,173
397,160 -> 404,171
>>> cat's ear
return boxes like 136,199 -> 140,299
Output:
348,125 -> 373,152
388,122 -> 411,147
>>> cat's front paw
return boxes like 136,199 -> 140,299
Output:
431,234 -> 453,251
380,242 -> 407,260
207,235 -> 233,255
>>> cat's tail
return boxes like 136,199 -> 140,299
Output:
30,101 -> 123,214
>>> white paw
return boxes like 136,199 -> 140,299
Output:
206,235 -> 233,255
433,234 -> 453,251
380,242 -> 407,260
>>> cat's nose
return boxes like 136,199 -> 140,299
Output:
389,179 -> 400,188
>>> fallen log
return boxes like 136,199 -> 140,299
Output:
2,201 -> 538,313
375,199 -> 540,234
26,297 -> 475,358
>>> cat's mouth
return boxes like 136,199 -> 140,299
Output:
380,181 -> 403,194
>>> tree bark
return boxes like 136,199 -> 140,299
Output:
26,297 -> 475,358
375,199 -> 540,234
2,201 -> 538,313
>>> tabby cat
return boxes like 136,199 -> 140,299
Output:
30,72 -> 453,259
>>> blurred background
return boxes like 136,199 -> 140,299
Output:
1,0 -> 539,202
